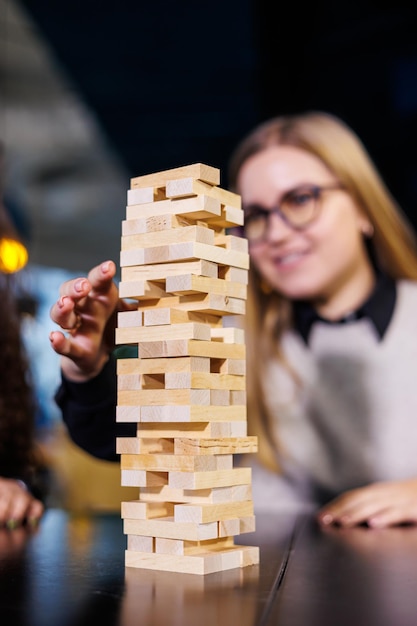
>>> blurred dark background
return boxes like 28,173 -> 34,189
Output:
1,0 -> 417,271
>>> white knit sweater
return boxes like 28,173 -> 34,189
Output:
250,279 -> 417,512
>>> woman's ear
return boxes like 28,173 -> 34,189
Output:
358,214 -> 374,238
361,222 -> 374,238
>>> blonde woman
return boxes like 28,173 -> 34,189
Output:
0,145 -> 46,527
228,110 -> 417,527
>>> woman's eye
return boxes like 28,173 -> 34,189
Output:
289,191 -> 314,206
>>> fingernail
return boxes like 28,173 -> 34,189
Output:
101,262 -> 110,273
58,296 -> 67,308
320,513 -> 333,525
74,280 -> 86,293
6,519 -> 18,530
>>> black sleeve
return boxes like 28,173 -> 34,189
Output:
54,354 -> 136,461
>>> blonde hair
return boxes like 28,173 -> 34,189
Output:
228,111 -> 417,471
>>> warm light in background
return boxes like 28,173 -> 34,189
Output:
0,238 -> 28,273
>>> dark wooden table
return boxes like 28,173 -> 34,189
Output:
1,508 -> 417,626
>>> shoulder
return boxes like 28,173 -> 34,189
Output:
397,278 -> 417,298
384,278 -> 417,338
394,279 -> 417,315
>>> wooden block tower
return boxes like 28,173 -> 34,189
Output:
116,163 -> 259,575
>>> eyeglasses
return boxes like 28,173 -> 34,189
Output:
243,184 -> 343,243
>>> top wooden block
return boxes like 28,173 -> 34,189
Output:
130,164 -> 220,189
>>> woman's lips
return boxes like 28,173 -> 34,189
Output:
273,250 -> 308,267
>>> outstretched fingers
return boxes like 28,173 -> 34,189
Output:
86,260 -> 117,294
49,260 -> 121,381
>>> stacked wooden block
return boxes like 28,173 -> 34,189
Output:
115,163 -> 259,575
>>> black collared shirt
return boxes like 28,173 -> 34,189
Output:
292,272 -> 397,345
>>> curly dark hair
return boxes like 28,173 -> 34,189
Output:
0,274 -> 42,484
0,144 -> 47,499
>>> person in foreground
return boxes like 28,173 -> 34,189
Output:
50,111 -> 417,529
0,145 -> 46,527
0,278 -> 45,527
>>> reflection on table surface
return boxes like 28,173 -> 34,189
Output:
266,515 -> 417,626
3,507 -> 417,626
0,508 -> 295,626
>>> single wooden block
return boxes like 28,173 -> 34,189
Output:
232,485 -> 253,502
118,280 -> 163,300
117,310 -> 142,328
138,339 -> 245,360
165,274 -> 247,300
218,518 -> 240,537
206,205 -> 244,228
210,421 -> 247,437
120,453 -> 227,472
210,358 -> 246,375
219,515 -> 258,537
117,279 -> 168,300
115,321 -> 211,345
139,405 -> 247,423
218,265 -> 248,284
174,501 -> 254,524
240,545 -> 260,567
231,390 -> 247,405
139,485 -> 236,505
239,516 -> 256,534
155,536 -> 234,556
214,233 -> 248,253
116,436 -> 174,455
120,241 -> 249,270
127,535 -> 154,553
168,467 -> 252,490
211,327 -> 245,343
135,292 -> 246,317
130,163 -> 220,188
173,436 -> 258,456
154,536 -> 185,555
127,187 -> 166,206
118,280 -> 145,300
121,500 -> 174,520
140,484 -> 252,505
210,389 -> 230,406
120,259 -> 218,283
121,224 -> 214,251
120,469 -> 168,487
116,437 -> 142,454
166,178 -> 241,209
164,372 -> 245,391
116,405 -> 140,422
122,213 -> 193,236
118,388 -> 211,408
117,356 -> 211,375
126,195 -> 221,221
135,421 -> 247,439
123,516 -> 218,541
117,374 -> 142,391
125,543 -> 259,574
143,307 -> 220,327
159,294 -> 244,317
